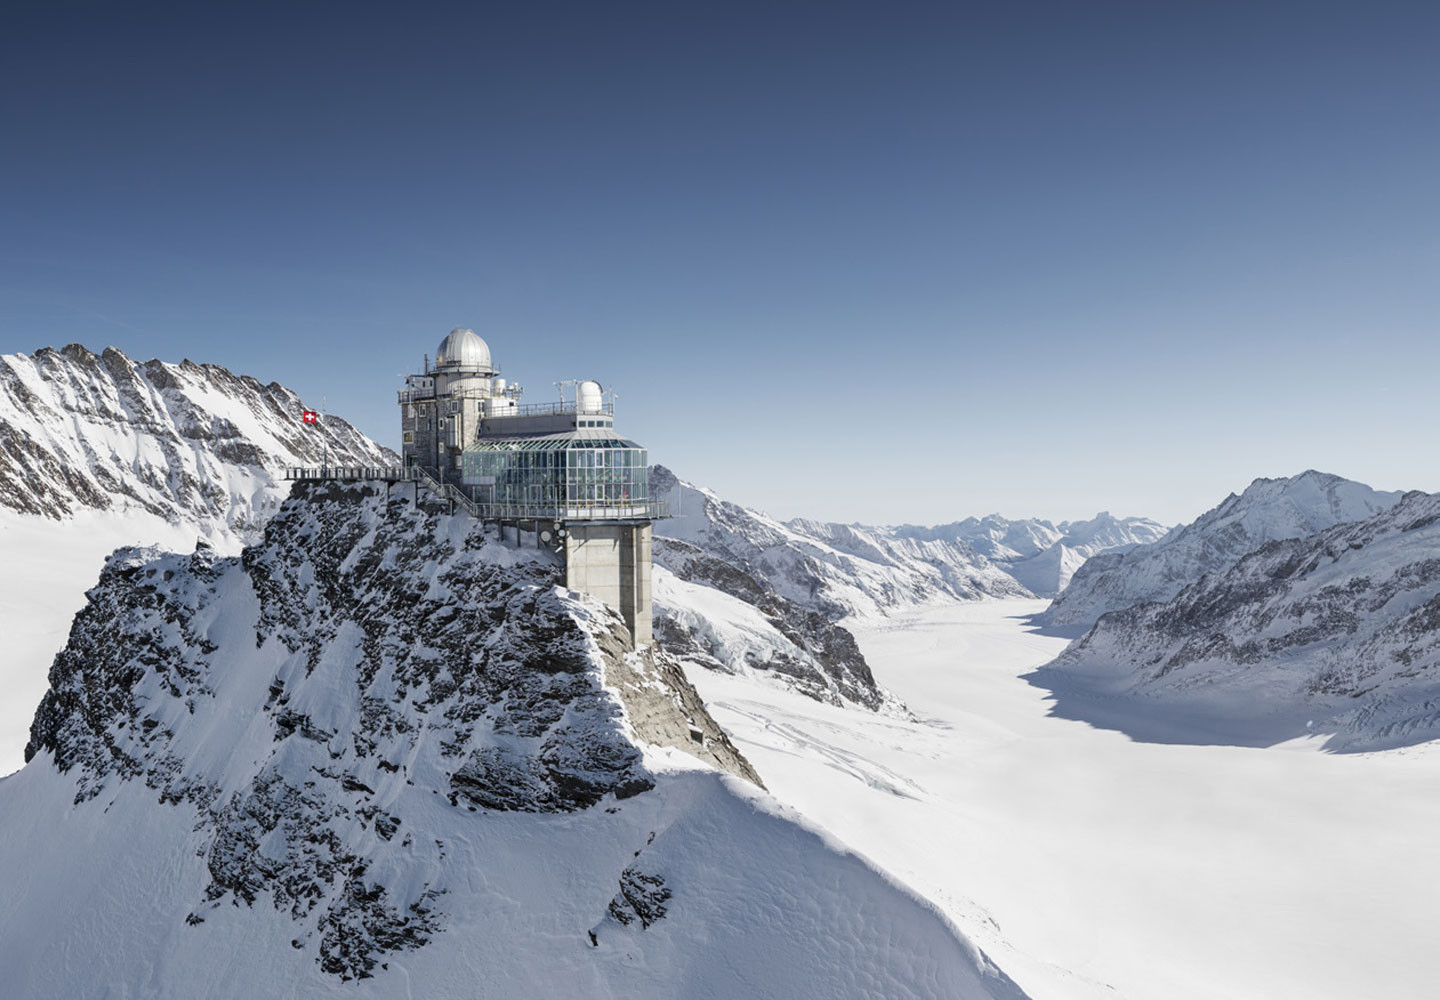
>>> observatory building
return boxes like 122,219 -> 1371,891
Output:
397,328 -> 660,645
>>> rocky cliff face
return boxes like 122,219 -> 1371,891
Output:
1043,471 -> 1404,627
2,482 -> 1024,1000
653,535 -> 895,712
0,344 -> 395,530
1042,490 -> 1440,750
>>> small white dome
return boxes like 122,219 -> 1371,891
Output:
435,328 -> 491,370
577,379 -> 604,413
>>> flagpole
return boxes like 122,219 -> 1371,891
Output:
321,395 -> 328,472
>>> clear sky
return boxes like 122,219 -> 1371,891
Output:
2,1 -> 1436,526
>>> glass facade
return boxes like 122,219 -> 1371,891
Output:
462,434 -> 651,517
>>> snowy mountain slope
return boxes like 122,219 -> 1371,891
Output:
894,512 -> 1171,596
0,509 -> 229,777
0,343 -> 394,529
1042,470 -> 1405,627
0,343 -> 397,775
650,466 -> 1029,713
1037,490 -> 1440,750
0,482 -> 1026,999
693,600 -> 1440,1000
652,539 -> 904,714
654,467 -> 1030,619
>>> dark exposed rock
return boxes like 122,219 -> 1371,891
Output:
653,536 -> 886,712
606,865 -> 672,929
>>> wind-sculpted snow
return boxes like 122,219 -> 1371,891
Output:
0,343 -> 394,529
3,482 -> 1023,998
1043,470 -> 1404,627
1039,490 -> 1440,750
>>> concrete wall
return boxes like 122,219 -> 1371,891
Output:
565,522 -> 652,647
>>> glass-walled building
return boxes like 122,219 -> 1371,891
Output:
461,432 -> 655,520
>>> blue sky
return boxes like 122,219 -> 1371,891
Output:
2,1 -> 1436,525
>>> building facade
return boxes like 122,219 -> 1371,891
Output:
398,328 -> 660,645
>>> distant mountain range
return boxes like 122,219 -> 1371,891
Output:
649,467 -> 1165,712
893,511 -> 1170,596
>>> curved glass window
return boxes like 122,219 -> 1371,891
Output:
461,433 -> 650,517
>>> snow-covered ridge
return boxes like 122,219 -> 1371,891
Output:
1043,470 -> 1405,627
0,343 -> 395,531
1040,489 -> 1440,750
1,482 -> 1025,999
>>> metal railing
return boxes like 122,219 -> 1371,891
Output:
466,500 -> 668,521
501,400 -> 614,418
282,467 -> 666,521
284,466 -> 417,482
393,388 -> 610,419
411,467 -> 481,518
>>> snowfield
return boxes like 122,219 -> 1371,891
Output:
690,599 -> 1440,1000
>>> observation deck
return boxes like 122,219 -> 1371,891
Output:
282,466 -> 666,522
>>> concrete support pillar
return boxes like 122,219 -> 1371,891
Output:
564,522 -> 653,648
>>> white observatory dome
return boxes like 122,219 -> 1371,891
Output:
577,379 -> 604,413
435,328 -> 491,370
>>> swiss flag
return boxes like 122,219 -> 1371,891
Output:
301,409 -> 319,424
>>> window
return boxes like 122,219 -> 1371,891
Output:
403,431 -> 414,444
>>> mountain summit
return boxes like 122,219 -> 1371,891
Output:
1043,471 -> 1404,627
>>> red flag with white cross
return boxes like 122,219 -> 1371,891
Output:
301,409 -> 318,424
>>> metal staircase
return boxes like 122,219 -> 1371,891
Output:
411,467 -> 480,518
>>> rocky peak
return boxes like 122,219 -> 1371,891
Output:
0,344 -> 395,529
1044,471 -> 1405,627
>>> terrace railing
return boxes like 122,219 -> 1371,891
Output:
282,467 -> 666,521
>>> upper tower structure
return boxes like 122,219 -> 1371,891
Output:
398,328 -> 518,476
